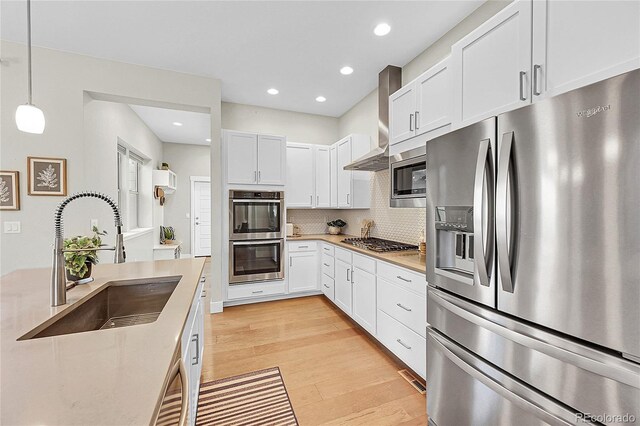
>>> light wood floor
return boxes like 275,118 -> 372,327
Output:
200,295 -> 427,425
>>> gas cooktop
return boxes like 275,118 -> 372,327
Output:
341,237 -> 418,253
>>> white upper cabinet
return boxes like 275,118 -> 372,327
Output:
414,56 -> 452,139
257,135 -> 286,185
389,85 -> 416,145
314,146 -> 331,208
286,143 -> 314,208
336,136 -> 353,208
330,146 -> 338,208
225,130 -> 286,186
226,131 -> 258,185
390,56 -> 453,146
532,0 -> 640,101
336,134 -> 371,209
452,0 -> 533,127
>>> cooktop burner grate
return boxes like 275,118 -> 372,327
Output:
341,237 -> 418,253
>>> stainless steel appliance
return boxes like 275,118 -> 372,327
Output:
426,70 -> 640,425
229,239 -> 284,284
341,237 -> 418,253
389,146 -> 427,208
229,190 -> 284,240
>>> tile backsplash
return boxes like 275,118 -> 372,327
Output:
287,169 -> 425,245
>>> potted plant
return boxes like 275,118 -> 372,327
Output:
63,226 -> 107,282
327,219 -> 347,235
161,226 -> 176,244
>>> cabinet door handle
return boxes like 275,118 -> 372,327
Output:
324,247 -> 330,251
396,338 -> 412,350
533,64 -> 542,96
519,71 -> 527,101
323,263 -> 330,267
415,111 -> 420,130
254,171 -> 257,182
289,257 -> 293,267
252,290 -> 264,294
346,268 -> 350,282
396,275 -> 412,283
298,245 -> 308,248
347,193 -> 350,205
396,303 -> 412,312
191,334 -> 200,365
310,194 -> 313,205
324,284 -> 330,289
409,113 -> 414,131
317,195 -> 319,205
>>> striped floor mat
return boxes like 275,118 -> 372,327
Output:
195,367 -> 298,426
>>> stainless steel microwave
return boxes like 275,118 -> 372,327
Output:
390,146 -> 426,208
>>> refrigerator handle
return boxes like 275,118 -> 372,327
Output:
473,138 -> 493,287
497,131 -> 515,293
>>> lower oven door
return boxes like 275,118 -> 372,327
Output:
427,328 -> 587,426
229,240 -> 284,284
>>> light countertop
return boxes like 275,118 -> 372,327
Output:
154,241 -> 182,250
0,258 -> 205,426
287,234 -> 426,275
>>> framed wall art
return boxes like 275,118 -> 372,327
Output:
27,157 -> 67,196
0,171 -> 20,210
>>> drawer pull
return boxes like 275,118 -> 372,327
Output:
323,284 -> 330,289
323,263 -> 330,267
396,275 -> 412,283
324,247 -> 330,251
298,245 -> 309,248
396,339 -> 412,350
396,303 -> 412,312
252,290 -> 264,294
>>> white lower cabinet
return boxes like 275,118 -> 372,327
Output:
288,250 -> 318,293
352,266 -> 376,335
334,259 -> 352,315
377,277 -> 426,338
180,277 -> 205,426
321,273 -> 335,301
377,310 -> 426,379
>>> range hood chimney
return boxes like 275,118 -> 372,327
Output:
344,65 -> 402,171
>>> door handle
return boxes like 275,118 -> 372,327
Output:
346,268 -> 350,282
310,195 -> 313,205
254,171 -> 257,182
415,111 -> 419,130
346,193 -> 350,205
258,170 -> 261,182
473,138 -> 494,287
324,284 -> 330,289
497,131 -> 515,293
323,263 -> 330,267
317,195 -> 319,205
252,290 -> 264,294
396,339 -> 412,350
519,71 -> 527,101
533,64 -> 542,96
396,303 -> 412,312
409,113 -> 414,131
350,269 -> 354,284
396,275 -> 412,283
191,334 -> 200,365
289,257 -> 293,267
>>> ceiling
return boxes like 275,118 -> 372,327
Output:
1,1 -> 482,117
129,105 -> 211,145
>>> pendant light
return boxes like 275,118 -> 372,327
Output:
15,0 -> 45,134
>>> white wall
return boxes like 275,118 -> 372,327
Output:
0,41 -> 223,305
162,142 -> 211,255
222,102 -> 338,145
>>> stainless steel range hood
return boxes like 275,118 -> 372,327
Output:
344,65 -> 402,171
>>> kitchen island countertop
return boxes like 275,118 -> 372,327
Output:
0,258 -> 205,426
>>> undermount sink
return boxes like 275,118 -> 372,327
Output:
20,276 -> 181,340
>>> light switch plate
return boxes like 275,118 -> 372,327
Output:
4,221 -> 21,234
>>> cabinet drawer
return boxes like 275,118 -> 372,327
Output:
335,246 -> 352,263
352,253 -> 375,274
321,243 -> 335,257
377,277 -> 426,337
288,241 -> 317,252
377,261 -> 426,296
227,281 -> 286,300
377,310 -> 426,378
321,254 -> 334,278
321,274 -> 335,301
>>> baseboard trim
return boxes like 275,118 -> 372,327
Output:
210,300 -> 223,313
223,291 -> 323,307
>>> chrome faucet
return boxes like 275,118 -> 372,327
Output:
51,192 -> 126,307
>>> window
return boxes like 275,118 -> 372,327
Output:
117,144 -> 143,230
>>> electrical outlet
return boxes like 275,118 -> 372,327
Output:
3,221 -> 21,234
90,219 -> 99,230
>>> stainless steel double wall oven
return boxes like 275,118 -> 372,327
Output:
229,190 -> 285,284
426,70 -> 640,425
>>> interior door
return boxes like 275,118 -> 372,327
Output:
452,0 -> 532,126
226,131 -> 257,184
286,144 -> 314,207
426,118 -> 496,308
314,146 -> 330,208
532,0 -> 640,101
336,138 -> 352,208
257,135 -> 285,185
496,70 -> 640,359
193,181 -> 211,257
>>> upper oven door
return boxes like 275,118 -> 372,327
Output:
229,198 -> 284,240
390,150 -> 427,208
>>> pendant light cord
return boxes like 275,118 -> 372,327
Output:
27,0 -> 33,105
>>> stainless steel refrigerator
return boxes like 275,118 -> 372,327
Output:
425,69 -> 640,425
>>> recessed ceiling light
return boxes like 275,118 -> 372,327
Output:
172,122 -> 183,127
315,96 -> 327,103
205,138 -> 211,142
374,23 -> 391,36
340,66 -> 354,75
267,88 -> 279,95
